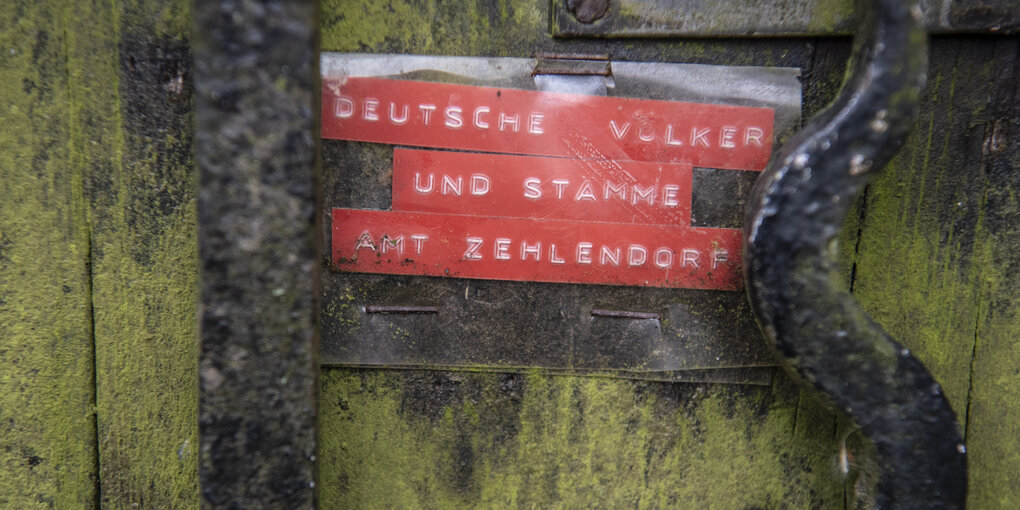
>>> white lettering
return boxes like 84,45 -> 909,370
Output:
681,249 -> 700,268
549,244 -> 565,264
418,104 -> 436,125
464,237 -> 483,260
638,125 -> 655,142
444,106 -> 463,128
362,98 -> 379,121
712,249 -> 728,269
473,106 -> 490,129
498,113 -> 519,132
662,185 -> 680,207
523,177 -> 542,199
600,246 -> 621,266
528,113 -> 544,134
355,232 -> 376,252
604,181 -> 626,201
551,179 -> 570,199
745,127 -> 765,147
632,185 -> 655,206
414,173 -> 434,194
654,248 -> 674,269
441,175 -> 462,196
380,235 -> 404,255
574,181 -> 597,202
470,174 -> 490,196
690,127 -> 710,148
576,242 -> 593,264
388,103 -> 409,125
494,238 -> 511,260
666,125 -> 683,146
521,241 -> 541,261
719,126 -> 737,148
609,120 -> 631,140
410,234 -> 428,254
628,245 -> 647,266
334,95 -> 354,118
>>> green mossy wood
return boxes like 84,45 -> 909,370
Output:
0,3 -> 98,507
1,0 -> 197,508
87,0 -> 198,507
852,37 -> 1020,508
1,0 -> 1018,508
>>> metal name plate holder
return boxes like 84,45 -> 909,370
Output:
321,54 -> 801,385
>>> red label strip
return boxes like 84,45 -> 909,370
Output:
332,209 -> 743,290
322,77 -> 774,171
392,149 -> 693,226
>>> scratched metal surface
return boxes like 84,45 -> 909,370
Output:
320,55 -> 800,383
554,0 -> 1020,37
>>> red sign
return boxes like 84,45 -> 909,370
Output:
392,149 -> 693,225
325,76 -> 770,290
332,209 -> 743,290
322,77 -> 774,171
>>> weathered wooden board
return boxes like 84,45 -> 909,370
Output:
0,3 -> 98,507
81,0 -> 200,507
964,36 -> 1020,509
851,36 -> 1020,508
1,0 -> 199,507
320,370 -> 845,507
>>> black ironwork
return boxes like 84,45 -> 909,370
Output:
194,1 -> 320,507
744,0 -> 967,507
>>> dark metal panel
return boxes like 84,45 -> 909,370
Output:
319,55 -> 800,384
193,1 -> 320,507
554,0 -> 1020,37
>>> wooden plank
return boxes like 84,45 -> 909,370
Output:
964,37 -> 1020,509
851,37 -> 995,427
0,2 -> 98,507
319,370 -> 844,508
78,0 -> 200,506
851,36 -> 1020,507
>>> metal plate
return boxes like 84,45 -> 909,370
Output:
320,54 -> 801,384
553,0 -> 1019,37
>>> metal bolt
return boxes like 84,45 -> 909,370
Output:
566,0 -> 609,23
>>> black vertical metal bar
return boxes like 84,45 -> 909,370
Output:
745,0 -> 966,507
194,1 -> 319,508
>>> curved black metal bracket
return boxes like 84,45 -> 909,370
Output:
744,0 -> 967,507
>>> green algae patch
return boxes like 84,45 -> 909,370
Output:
0,2 -> 98,507
320,0 -> 546,56
90,21 -> 200,510
63,0 -> 200,506
319,369 -> 845,508
850,42 -> 993,419
808,0 -> 854,34
966,231 -> 1020,508
850,38 -> 1020,507
964,117 -> 1020,508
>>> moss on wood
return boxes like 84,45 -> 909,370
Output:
0,2 -> 98,507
